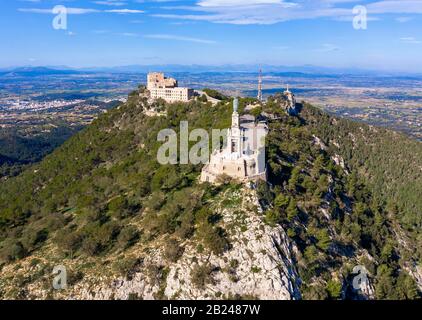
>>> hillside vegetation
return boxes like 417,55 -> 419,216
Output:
0,126 -> 83,178
259,99 -> 422,299
303,105 -> 422,232
0,88 -> 420,300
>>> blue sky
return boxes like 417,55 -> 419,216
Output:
1,0 -> 422,71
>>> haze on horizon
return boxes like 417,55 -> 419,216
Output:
1,0 -> 422,73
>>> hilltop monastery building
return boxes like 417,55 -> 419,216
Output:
200,98 -> 268,184
146,71 -> 298,184
147,72 -> 193,102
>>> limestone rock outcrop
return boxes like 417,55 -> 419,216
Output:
72,187 -> 301,300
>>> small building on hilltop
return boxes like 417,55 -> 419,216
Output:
147,72 -> 193,102
266,85 -> 299,116
200,98 -> 267,184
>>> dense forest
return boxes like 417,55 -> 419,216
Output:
0,87 -> 420,299
304,105 -> 422,233
0,126 -> 83,178
258,98 -> 421,299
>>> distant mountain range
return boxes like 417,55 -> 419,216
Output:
0,66 -> 82,77
0,66 -> 78,77
2,65 -> 422,77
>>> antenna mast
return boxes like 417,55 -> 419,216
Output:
257,69 -> 263,102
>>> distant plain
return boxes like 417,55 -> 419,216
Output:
0,69 -> 421,141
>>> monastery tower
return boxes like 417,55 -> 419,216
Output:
200,98 -> 267,184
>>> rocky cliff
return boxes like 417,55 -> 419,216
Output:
74,187 -> 300,300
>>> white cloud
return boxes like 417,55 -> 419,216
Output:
18,0 -> 422,25
91,30 -> 140,36
18,7 -> 144,14
153,0 -> 422,25
314,43 -> 340,52
367,1 -> 422,14
395,16 -> 413,23
105,9 -> 144,13
114,32 -> 139,36
153,0 -> 348,25
19,8 -> 100,14
400,37 -> 421,44
93,1 -> 127,6
144,34 -> 217,44
197,0 -> 284,7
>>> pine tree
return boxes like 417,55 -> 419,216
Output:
286,199 -> 299,221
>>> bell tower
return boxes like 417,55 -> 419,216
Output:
230,98 -> 242,156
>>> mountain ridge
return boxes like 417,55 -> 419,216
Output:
2,65 -> 422,77
0,89 -> 420,300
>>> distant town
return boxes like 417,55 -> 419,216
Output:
0,68 -> 421,141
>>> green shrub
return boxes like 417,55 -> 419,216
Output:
114,257 -> 142,279
197,222 -> 229,255
147,264 -> 168,287
302,284 -> 329,300
286,199 -> 299,221
202,89 -> 228,101
191,264 -> 215,289
67,270 -> 84,286
396,272 -> 420,300
107,196 -> 129,219
117,225 -> 139,249
175,211 -> 195,239
316,229 -> 331,251
0,240 -> 27,263
274,194 -> 289,208
81,236 -> 101,256
304,245 -> 319,264
251,266 -> 261,273
80,221 -> 121,255
145,192 -> 166,211
21,228 -> 48,252
56,229 -> 83,257
326,279 -> 342,299
264,209 -> 280,226
164,239 -> 184,262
